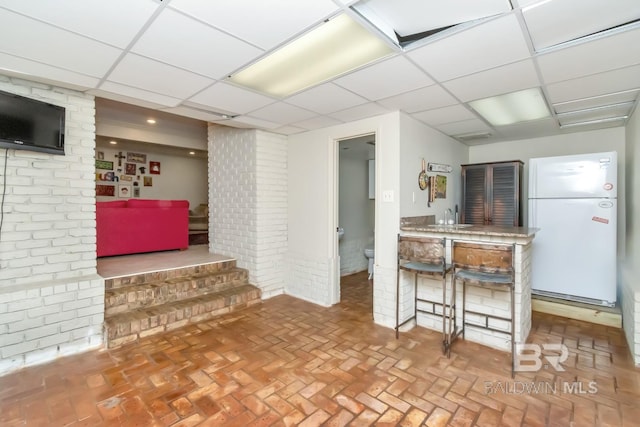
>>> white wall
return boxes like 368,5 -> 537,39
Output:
399,114 -> 469,221
0,75 -> 103,375
623,110 -> 640,365
338,147 -> 374,276
96,144 -> 208,209
288,112 -> 401,326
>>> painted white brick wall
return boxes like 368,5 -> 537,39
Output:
339,236 -> 371,276
208,126 -> 287,298
0,76 -> 104,376
287,253 -> 331,306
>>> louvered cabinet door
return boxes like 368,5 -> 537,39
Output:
489,162 -> 522,226
461,161 -> 523,226
461,164 -> 487,225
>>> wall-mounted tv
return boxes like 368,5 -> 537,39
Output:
0,89 -> 66,155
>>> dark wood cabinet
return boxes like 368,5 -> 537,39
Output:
461,160 -> 523,226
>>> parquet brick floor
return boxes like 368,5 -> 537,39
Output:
1,271 -> 639,426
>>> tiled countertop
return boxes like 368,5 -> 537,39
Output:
400,224 -> 538,238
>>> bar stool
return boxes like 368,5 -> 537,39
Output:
450,241 -> 516,377
396,235 -> 452,354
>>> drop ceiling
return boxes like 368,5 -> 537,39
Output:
0,0 -> 639,145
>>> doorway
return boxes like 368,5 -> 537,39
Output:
337,134 -> 376,297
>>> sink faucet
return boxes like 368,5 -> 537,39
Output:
444,208 -> 453,225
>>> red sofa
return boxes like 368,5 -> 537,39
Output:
96,199 -> 189,257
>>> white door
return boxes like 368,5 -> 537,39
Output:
529,152 -> 617,199
528,198 -> 617,304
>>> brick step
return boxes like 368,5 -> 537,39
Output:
105,284 -> 261,348
104,260 -> 238,290
104,268 -> 249,316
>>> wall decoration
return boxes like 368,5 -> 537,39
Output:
114,151 -> 126,166
96,184 -> 115,196
127,152 -> 147,163
118,184 -> 132,198
96,151 -> 104,160
133,187 -> 140,198
144,176 -> 153,187
435,175 -> 447,199
120,175 -> 133,182
150,161 -> 161,174
125,163 -> 137,175
95,160 -> 113,170
138,166 -> 146,174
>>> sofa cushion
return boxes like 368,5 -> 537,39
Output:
127,199 -> 189,208
97,200 -> 128,208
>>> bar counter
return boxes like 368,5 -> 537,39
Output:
398,220 -> 538,353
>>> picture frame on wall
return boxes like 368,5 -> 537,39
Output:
126,152 -> 147,163
133,187 -> 140,198
96,184 -> 115,196
118,184 -> 132,198
143,176 -> 153,187
150,161 -> 161,174
95,160 -> 113,170
125,163 -> 136,175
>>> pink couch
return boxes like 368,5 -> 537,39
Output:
96,199 -> 189,257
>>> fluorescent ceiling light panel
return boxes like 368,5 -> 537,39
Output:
468,87 -> 550,126
229,14 -> 394,98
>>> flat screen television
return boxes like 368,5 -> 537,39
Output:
0,89 -> 66,155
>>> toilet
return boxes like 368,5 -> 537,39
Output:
364,246 -> 375,280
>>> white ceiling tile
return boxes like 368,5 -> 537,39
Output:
328,102 -> 392,122
353,0 -> 512,36
0,53 -> 100,90
294,115 -> 343,130
231,115 -> 282,129
0,9 -> 122,77
523,0 -> 640,51
272,125 -> 307,135
443,60 -> 540,102
377,84 -> 458,113
94,81 -> 184,107
537,26 -> 640,84
408,14 -> 530,81
0,0 -> 159,48
546,64 -> 640,103
106,54 -> 214,100
435,118 -> 492,135
411,105 -> 477,126
162,105 -> 233,122
132,9 -> 263,79
286,83 -> 368,115
169,0 -> 339,50
248,102 -> 316,124
334,56 -> 433,100
189,82 -> 275,115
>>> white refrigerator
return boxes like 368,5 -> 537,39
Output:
528,151 -> 617,307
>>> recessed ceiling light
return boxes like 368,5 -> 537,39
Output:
229,13 -> 395,97
109,140 -> 117,145
468,87 -> 550,126
189,151 -> 195,155
147,119 -> 156,124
